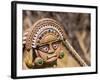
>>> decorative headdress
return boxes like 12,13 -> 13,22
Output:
25,18 -> 67,50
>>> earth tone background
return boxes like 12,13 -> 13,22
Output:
23,10 -> 91,66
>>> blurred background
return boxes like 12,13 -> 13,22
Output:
23,10 -> 91,66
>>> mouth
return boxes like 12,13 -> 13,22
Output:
46,54 -> 58,62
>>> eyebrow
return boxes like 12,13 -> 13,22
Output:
37,44 -> 49,49
37,39 -> 62,48
52,40 -> 62,44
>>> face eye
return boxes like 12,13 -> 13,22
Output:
38,45 -> 49,53
52,41 -> 61,50
52,44 -> 58,50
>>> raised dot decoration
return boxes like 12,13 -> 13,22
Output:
59,51 -> 64,59
34,57 -> 44,66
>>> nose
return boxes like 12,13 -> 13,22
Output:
48,44 -> 54,54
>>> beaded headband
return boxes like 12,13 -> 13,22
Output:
25,18 -> 67,50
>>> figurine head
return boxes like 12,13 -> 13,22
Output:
25,18 -> 68,67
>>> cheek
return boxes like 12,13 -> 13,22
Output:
54,44 -> 66,58
54,46 -> 61,57
38,50 -> 48,61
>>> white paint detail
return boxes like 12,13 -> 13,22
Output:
32,25 -> 64,48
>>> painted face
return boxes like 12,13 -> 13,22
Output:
37,34 -> 62,63
25,18 -> 68,67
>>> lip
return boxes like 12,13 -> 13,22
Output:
46,57 -> 57,62
47,54 -> 57,59
46,54 -> 57,62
